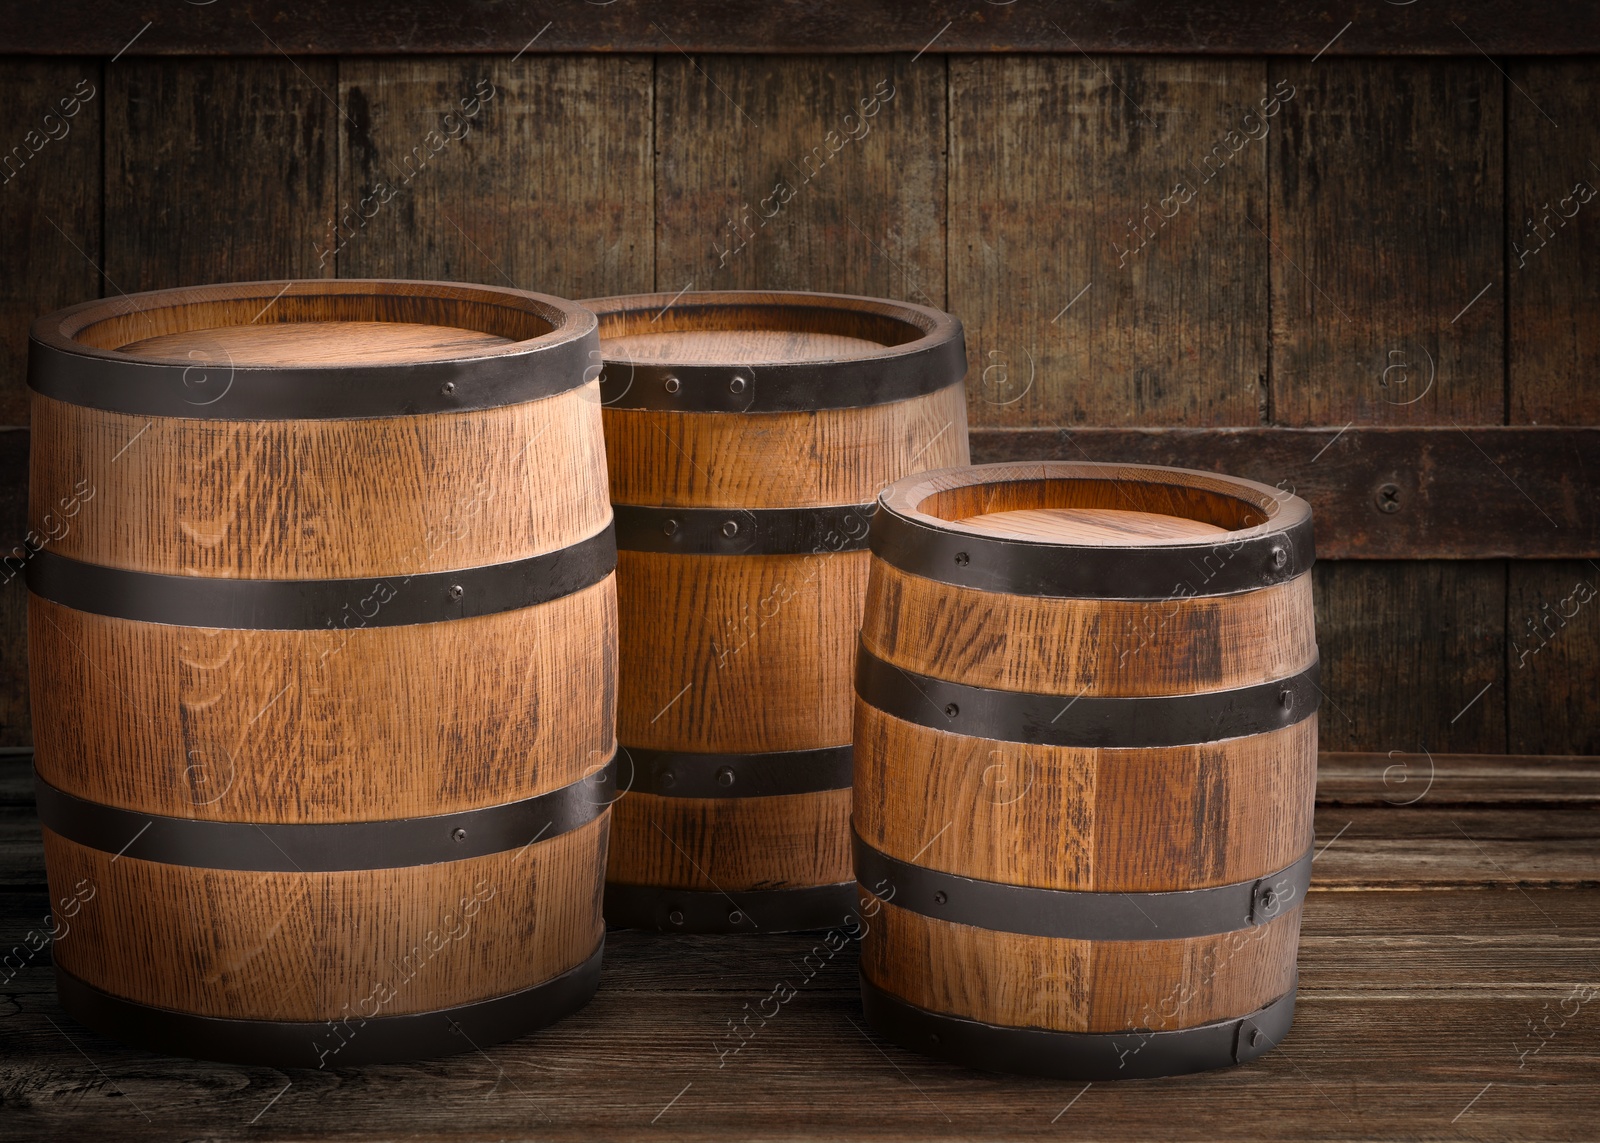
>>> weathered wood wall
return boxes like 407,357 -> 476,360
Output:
1,51 -> 1595,754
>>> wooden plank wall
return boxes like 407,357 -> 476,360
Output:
0,53 -> 1595,755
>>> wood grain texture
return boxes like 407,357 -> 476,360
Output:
121,320 -> 513,364
7,3 -> 1600,55
1312,560 -> 1506,754
1508,61 -> 1600,425
951,56 -> 1266,428
28,578 -> 616,821
105,58 -> 335,289
861,894 -> 1302,1034
958,507 -> 1228,544
970,425 -> 1600,559
603,385 -> 968,508
861,561 -> 1316,697
0,60 -> 100,425
616,551 -> 867,753
337,56 -> 653,297
0,433 -> 29,745
1269,59 -> 1503,425
28,384 -> 609,579
654,56 -> 944,299
1316,751 -> 1600,807
606,789 -> 850,892
854,705 -> 1317,892
1507,561 -> 1600,755
43,814 -> 606,1021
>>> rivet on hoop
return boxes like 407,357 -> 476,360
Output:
934,891 -> 948,905
954,552 -> 970,567
722,520 -> 740,538
668,910 -> 685,926
1279,689 -> 1294,711
440,381 -> 456,395
451,828 -> 467,842
664,376 -> 681,394
1271,545 -> 1288,569
447,584 -> 464,601
944,703 -> 959,719
716,767 -> 736,787
728,909 -> 745,924
663,518 -> 679,536
729,375 -> 748,394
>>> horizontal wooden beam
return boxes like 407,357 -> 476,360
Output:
4,2 -> 1597,57
969,426 -> 1600,560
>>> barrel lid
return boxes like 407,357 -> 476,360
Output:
581,290 -> 966,412
28,279 -> 599,420
870,461 -> 1314,599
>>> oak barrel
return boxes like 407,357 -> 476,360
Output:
26,279 -> 618,1066
585,290 -> 970,932
853,461 -> 1318,1078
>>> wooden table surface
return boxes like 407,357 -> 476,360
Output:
2,749 -> 1596,1141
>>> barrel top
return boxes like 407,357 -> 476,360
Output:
581,290 -> 966,413
871,461 -> 1314,599
29,279 -> 599,420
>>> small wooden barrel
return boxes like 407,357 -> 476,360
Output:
854,461 -> 1318,1079
586,291 -> 969,932
26,279 -> 618,1066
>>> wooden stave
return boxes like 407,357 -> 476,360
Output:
26,279 -> 616,1057
854,464 -> 1317,1073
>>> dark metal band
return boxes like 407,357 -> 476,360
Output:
604,881 -> 858,934
25,523 -> 616,630
35,752 -> 619,872
860,975 -> 1296,1081
622,744 -> 853,798
612,503 -> 872,556
855,645 -> 1320,748
28,323 -> 598,420
869,499 -> 1314,600
855,833 -> 1313,941
56,943 -> 604,1068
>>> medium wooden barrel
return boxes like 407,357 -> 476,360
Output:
853,461 -> 1318,1079
585,291 -> 970,932
26,279 -> 618,1066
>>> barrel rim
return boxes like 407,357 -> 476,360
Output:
871,460 -> 1315,599
581,289 -> 967,412
28,278 -> 600,420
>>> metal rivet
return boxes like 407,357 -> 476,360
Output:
664,376 -> 681,394
662,518 -> 678,536
660,770 -> 676,788
954,551 -> 970,567
944,703 -> 959,719
441,381 -> 456,395
934,891 -> 948,905
668,910 -> 685,926
728,909 -> 744,924
452,827 -> 467,842
729,375 -> 748,394
716,767 -> 736,787
1260,887 -> 1278,911
447,584 -> 464,600
1279,689 -> 1293,711
721,520 -> 739,537
1271,546 -> 1288,569
929,1032 -> 941,1044
1250,1027 -> 1263,1047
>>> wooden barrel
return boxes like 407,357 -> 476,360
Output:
853,461 -> 1318,1079
26,279 -> 618,1066
585,291 -> 970,932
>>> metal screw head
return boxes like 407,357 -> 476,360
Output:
660,770 -> 676,789
1271,545 -> 1288,569
728,909 -> 745,924
954,551 -> 970,567
1376,482 -> 1402,514
721,520 -> 740,537
729,375 -> 748,394
933,891 -> 948,905
664,376 -> 681,394
668,910 -> 685,926
662,518 -> 678,536
716,767 -> 736,787
1260,887 -> 1278,911
944,703 -> 960,719
452,827 -> 467,842
447,584 -> 464,601
441,381 -> 456,395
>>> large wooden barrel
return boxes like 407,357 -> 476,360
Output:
26,279 -> 618,1066
586,291 -> 970,932
853,461 -> 1318,1079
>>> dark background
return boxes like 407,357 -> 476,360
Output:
1,1 -> 1596,757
